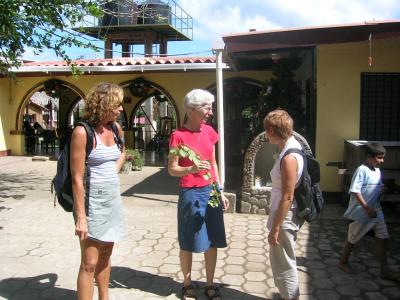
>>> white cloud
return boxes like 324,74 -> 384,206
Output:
21,0 -> 400,60
177,0 -> 400,42
255,0 -> 398,26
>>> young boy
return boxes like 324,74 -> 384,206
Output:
339,142 -> 399,281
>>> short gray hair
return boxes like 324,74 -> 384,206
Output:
184,89 -> 214,110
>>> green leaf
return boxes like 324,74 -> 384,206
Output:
179,148 -> 188,157
202,173 -> 211,181
192,156 -> 200,165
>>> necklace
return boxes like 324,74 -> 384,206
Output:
197,129 -> 201,142
184,124 -> 202,142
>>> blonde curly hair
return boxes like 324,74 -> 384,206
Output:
84,83 -> 123,127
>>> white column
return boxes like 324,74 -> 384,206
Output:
215,49 -> 225,188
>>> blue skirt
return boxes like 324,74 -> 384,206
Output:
178,185 -> 227,253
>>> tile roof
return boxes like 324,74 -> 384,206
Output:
22,56 -> 216,67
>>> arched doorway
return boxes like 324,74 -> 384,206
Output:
122,78 -> 179,166
208,77 -> 264,193
17,80 -> 85,155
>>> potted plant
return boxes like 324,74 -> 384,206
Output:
132,149 -> 144,171
121,148 -> 134,174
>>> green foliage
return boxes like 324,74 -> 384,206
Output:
125,148 -> 144,169
0,0 -> 104,75
256,55 -> 305,133
169,144 -> 220,208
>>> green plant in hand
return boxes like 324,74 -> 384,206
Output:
169,144 -> 221,208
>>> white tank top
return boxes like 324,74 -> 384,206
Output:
87,132 -> 121,185
267,136 -> 303,230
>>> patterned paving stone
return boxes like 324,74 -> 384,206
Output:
382,287 -> 400,299
314,289 -> 340,300
311,278 -> 335,289
247,240 -> 265,247
223,265 -> 245,275
224,256 -> 246,265
364,292 -> 389,300
2,162 -> 400,300
355,279 -> 380,291
337,284 -> 361,296
242,281 -> 268,294
228,241 -> 247,249
244,271 -> 267,282
228,248 -> 247,257
246,253 -> 266,263
246,262 -> 267,272
299,282 -> 314,295
220,274 -> 245,286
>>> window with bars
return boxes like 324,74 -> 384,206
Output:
360,72 -> 400,140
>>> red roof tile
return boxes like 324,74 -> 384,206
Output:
22,56 -> 216,67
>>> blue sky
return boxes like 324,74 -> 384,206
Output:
23,0 -> 400,61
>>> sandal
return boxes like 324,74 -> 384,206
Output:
204,286 -> 222,300
181,284 -> 197,300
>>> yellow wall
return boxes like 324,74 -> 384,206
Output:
316,38 -> 400,191
0,78 -> 10,151
0,78 -> 26,154
0,70 -> 269,155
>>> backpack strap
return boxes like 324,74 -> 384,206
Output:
110,122 -> 124,151
280,148 -> 305,168
76,121 -> 95,159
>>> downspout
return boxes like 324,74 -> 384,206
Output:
214,49 -> 225,188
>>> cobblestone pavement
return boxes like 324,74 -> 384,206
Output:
0,157 -> 400,300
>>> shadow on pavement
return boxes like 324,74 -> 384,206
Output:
0,273 -> 76,299
122,167 -> 179,197
0,173 -> 46,200
110,266 -> 271,299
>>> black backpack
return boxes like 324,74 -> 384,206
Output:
51,121 -> 123,212
282,148 -> 324,222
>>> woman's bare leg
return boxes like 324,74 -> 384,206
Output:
95,243 -> 114,300
77,239 -> 99,300
180,249 -> 193,286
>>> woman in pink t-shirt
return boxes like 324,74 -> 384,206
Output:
168,89 -> 229,300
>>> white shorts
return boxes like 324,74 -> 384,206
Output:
347,220 -> 389,244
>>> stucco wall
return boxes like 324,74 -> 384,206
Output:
0,78 -> 10,152
0,70 -> 269,155
316,38 -> 400,191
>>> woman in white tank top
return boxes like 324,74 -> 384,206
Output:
70,83 -> 125,300
264,109 -> 304,300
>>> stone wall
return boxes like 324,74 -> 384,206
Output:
241,132 -> 272,214
240,130 -> 312,214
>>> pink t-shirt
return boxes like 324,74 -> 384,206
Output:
169,123 -> 218,188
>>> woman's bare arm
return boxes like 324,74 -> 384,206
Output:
70,126 -> 89,240
115,122 -> 126,172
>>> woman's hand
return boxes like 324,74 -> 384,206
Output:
75,217 -> 88,240
191,160 -> 211,173
220,194 -> 229,211
268,228 -> 280,246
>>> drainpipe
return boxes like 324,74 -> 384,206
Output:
214,48 -> 225,189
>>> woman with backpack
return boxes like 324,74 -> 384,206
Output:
70,82 -> 125,300
264,109 -> 304,300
